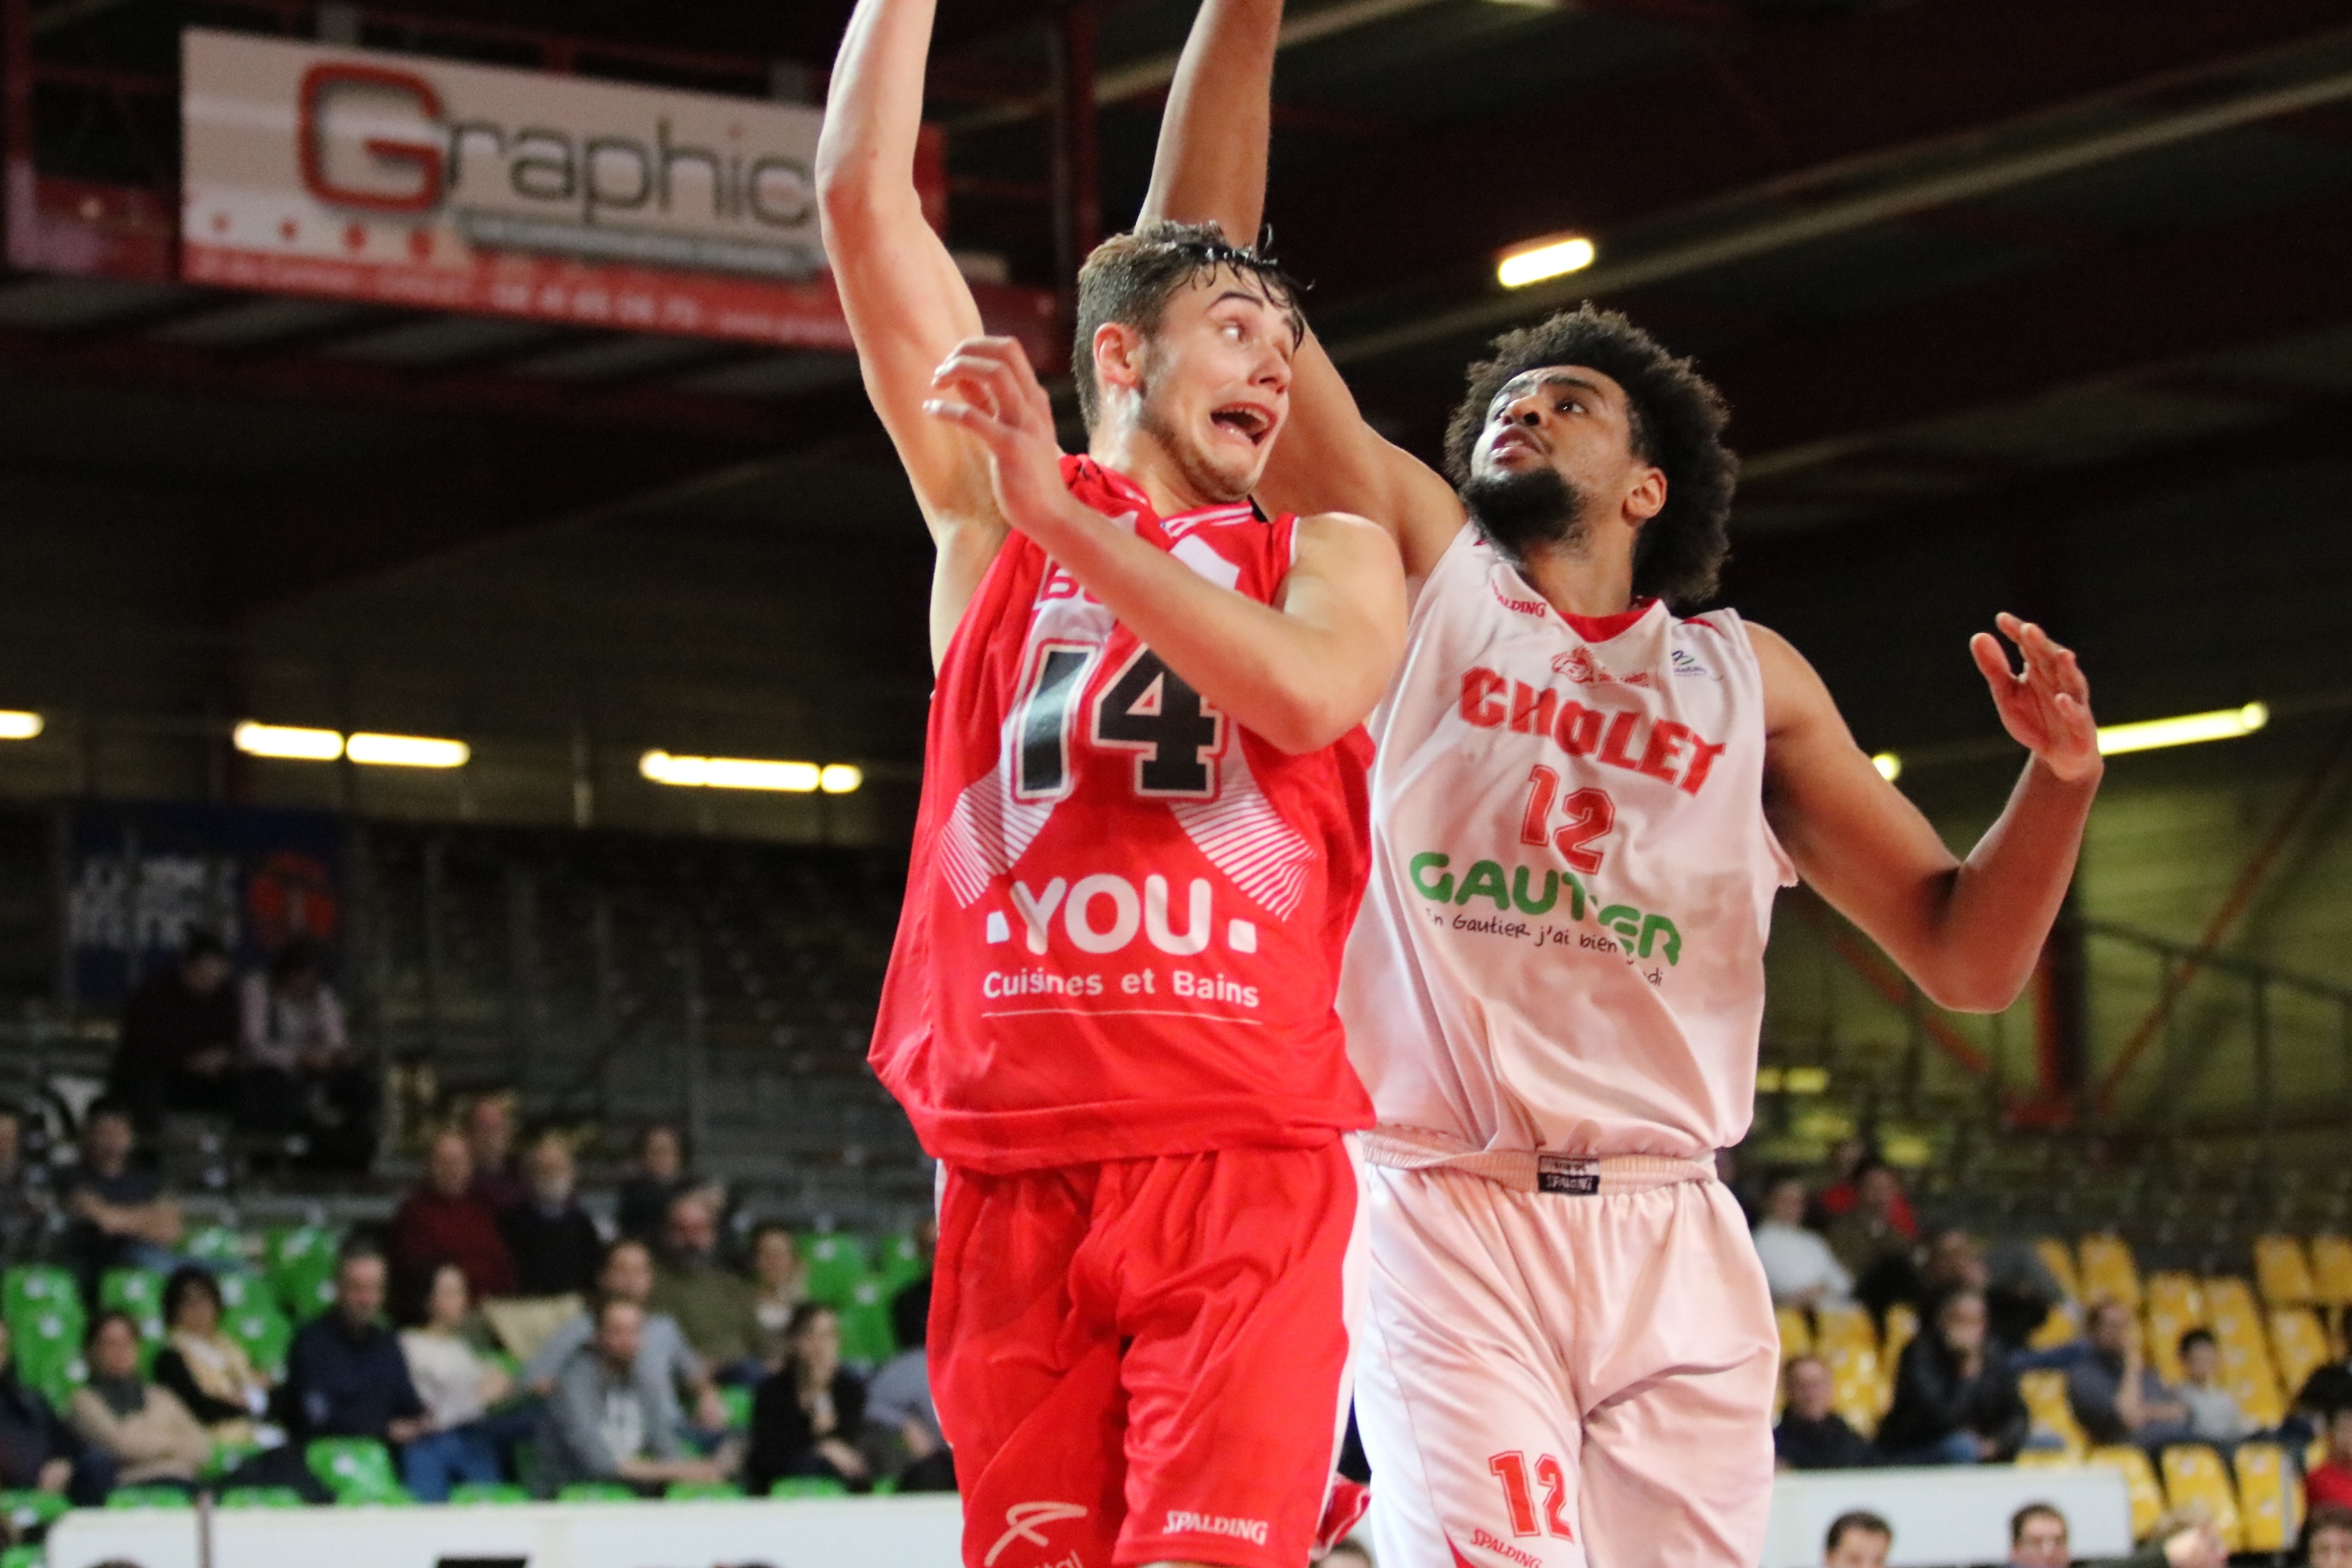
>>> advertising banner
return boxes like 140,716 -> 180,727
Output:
66,801 -> 342,1004
179,29 -> 1056,358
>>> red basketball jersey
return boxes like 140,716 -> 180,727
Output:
871,456 -> 1377,1173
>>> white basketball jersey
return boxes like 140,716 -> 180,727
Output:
1340,529 -> 1794,1162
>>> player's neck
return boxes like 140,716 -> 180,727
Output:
1087,428 -> 1227,518
1513,537 -> 1638,620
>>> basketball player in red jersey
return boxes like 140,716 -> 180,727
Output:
1146,6 -> 2102,1566
817,2 -> 1404,1566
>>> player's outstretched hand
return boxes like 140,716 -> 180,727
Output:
923,335 -> 1078,542
1969,612 -> 2100,783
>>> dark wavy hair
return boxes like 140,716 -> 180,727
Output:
1443,303 -> 1737,609
1072,220 -> 1304,434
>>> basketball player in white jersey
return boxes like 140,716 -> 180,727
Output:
1142,6 -> 2102,1565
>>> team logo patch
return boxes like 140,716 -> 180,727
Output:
986,1500 -> 1091,1566
1536,1156 -> 1600,1195
1551,647 -> 1651,688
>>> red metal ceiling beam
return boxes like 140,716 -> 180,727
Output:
1268,0 -> 2352,302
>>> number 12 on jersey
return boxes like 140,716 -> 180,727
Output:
1013,643 -> 1226,804
1519,764 -> 1615,874
1489,1450 -> 1574,1540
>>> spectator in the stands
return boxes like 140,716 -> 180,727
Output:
2010,1502 -> 2070,1568
0,1104 -> 51,1268
398,1262 -> 515,1501
2173,1329 -> 2251,1444
1822,1510 -> 1892,1568
1814,1140 -> 1917,1238
0,1317 -> 113,1506
650,1193 -> 763,1383
236,939 -> 379,1170
281,1244 -> 428,1448
464,1095 -> 526,1212
390,1128 -> 517,1311
616,1123 -> 714,1244
524,1238 -> 728,1436
747,1222 -> 807,1368
534,1295 -> 737,1496
1753,1175 -> 1852,1309
2305,1378 -> 2352,1513
1875,1287 -> 2029,1464
746,1303 -> 870,1495
865,1276 -> 952,1491
110,931 -> 239,1129
2011,1502 -> 2226,1568
2053,1298 -> 2190,1449
151,1268 -> 271,1447
1774,1354 -> 1875,1471
2308,1506 -> 2352,1568
1827,1160 -> 1922,1325
57,1097 -> 183,1298
70,1311 -> 213,1487
499,1130 -> 602,1298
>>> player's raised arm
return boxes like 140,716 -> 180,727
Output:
1141,0 -> 1465,579
816,0 -> 1001,664
1758,613 -> 2103,1012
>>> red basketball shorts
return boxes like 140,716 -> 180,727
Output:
931,1138 -> 1364,1568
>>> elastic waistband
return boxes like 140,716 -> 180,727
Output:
1363,1129 -> 1715,1196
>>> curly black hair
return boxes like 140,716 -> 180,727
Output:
1443,303 -> 1738,609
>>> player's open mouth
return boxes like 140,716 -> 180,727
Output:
1492,428 -> 1545,458
1211,404 -> 1275,447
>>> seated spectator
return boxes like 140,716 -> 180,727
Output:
1753,1176 -> 1852,1309
2173,1329 -> 2250,1444
534,1295 -> 736,1496
2307,1381 -> 2352,1513
499,1131 -> 602,1298
70,1312 -> 212,1487
1826,1160 -> 1920,1324
1875,1288 -> 2028,1464
1774,1355 -> 1875,1471
281,1245 -> 428,1449
650,1193 -> 763,1383
0,1317 -> 112,1506
2052,1299 -> 2191,1449
746,1303 -> 870,1496
747,1223 -> 807,1368
616,1123 -> 711,1244
865,1277 -> 951,1491
524,1238 -> 727,1435
390,1128 -> 517,1312
1822,1510 -> 1891,1568
1815,1140 -> 1917,1238
2012,1502 -> 2226,1568
151,1268 -> 273,1446
109,931 -> 238,1129
398,1262 -> 517,1502
0,1103 -> 51,1270
236,940 -> 378,1171
2309,1506 -> 2352,1568
2010,1502 -> 2069,1568
464,1095 -> 526,1213
57,1097 -> 183,1298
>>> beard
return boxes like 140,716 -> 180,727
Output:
1461,462 -> 1590,565
1133,371 -> 1258,507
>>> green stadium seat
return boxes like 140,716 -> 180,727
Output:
224,1306 -> 292,1378
183,1225 -> 249,1265
450,1482 -> 533,1505
213,1270 -> 269,1312
11,1310 -> 83,1408
558,1481 -> 639,1502
100,1267 -> 164,1317
202,1438 -> 263,1481
0,1487 -> 69,1532
218,1485 -> 306,1509
0,1544 -> 41,1568
107,1484 -> 194,1509
266,1227 -> 341,1320
307,1438 -> 399,1501
769,1476 -> 848,1499
719,1385 -> 753,1430
872,1232 -> 926,1295
837,1277 -> 896,1367
665,1480 -> 744,1501
2,1265 -> 77,1319
799,1234 -> 870,1308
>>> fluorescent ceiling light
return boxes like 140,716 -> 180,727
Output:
0,711 -> 41,741
346,732 -> 469,769
2096,702 -> 2266,757
820,764 -> 863,795
1497,235 -> 1596,289
1871,752 -> 1902,782
233,722 -> 343,762
643,751 -> 830,793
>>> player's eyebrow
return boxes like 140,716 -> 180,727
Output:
1498,371 -> 1610,407
1209,288 -> 1273,312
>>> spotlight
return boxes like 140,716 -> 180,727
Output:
232,722 -> 344,761
1871,752 -> 1902,782
345,733 -> 469,768
1497,235 -> 1596,289
643,751 -> 855,793
2096,702 -> 2267,757
0,711 -> 41,741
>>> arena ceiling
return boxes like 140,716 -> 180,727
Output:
3,0 -> 2352,803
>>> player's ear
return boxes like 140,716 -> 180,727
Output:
1624,464 -> 1667,529
1093,322 -> 1148,402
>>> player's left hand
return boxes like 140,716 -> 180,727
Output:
1970,612 -> 2101,784
923,335 -> 1083,544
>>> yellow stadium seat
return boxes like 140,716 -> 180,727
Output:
2145,1270 -> 2205,1324
2027,1303 -> 2081,1351
2256,1235 -> 2318,1307
1815,1305 -> 1877,1359
2016,1447 -> 2079,1469
2159,1444 -> 2245,1551
2036,1236 -> 2081,1304
2088,1445 -> 2168,1540
2312,1236 -> 2352,1309
2019,1369 -> 2089,1458
2233,1442 -> 2302,1553
2079,1234 -> 2143,1312
1883,1302 -> 1918,1364
1827,1345 -> 1883,1438
2144,1307 -> 2198,1385
2270,1306 -> 2334,1396
2206,1278 -> 2287,1428
1776,1306 -> 1812,1363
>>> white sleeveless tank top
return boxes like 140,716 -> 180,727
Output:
1340,529 -> 1794,1163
